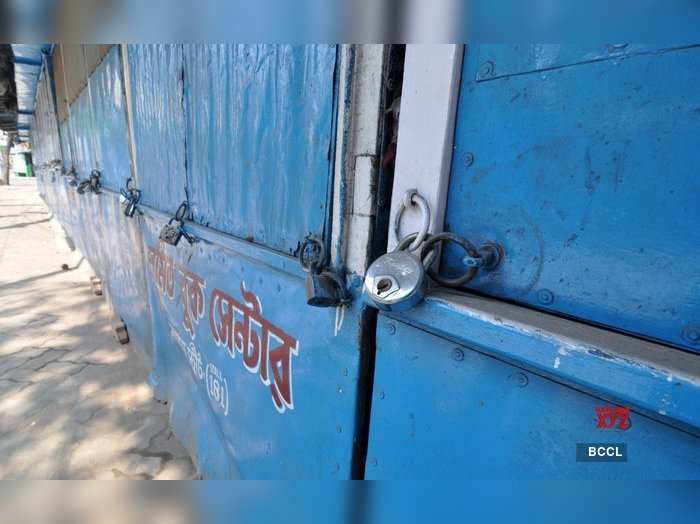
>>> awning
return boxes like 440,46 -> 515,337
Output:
0,43 -> 50,138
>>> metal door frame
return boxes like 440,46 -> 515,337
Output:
383,44 -> 700,437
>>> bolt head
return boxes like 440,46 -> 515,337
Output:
462,151 -> 475,168
683,325 -> 700,344
537,289 -> 555,305
514,372 -> 529,387
478,61 -> 496,78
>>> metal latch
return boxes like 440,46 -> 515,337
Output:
299,235 -> 351,308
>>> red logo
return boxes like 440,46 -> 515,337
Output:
595,406 -> 631,430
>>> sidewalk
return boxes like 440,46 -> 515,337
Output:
0,176 -> 196,479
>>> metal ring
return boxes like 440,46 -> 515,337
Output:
393,189 -> 431,252
395,232 -> 439,268
126,177 -> 135,191
420,232 -> 480,287
174,201 -> 188,222
299,235 -> 326,272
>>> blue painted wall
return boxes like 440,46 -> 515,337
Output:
37,44 -> 361,478
367,315 -> 700,479
127,44 -> 188,214
32,43 -> 700,480
140,215 -> 362,478
183,44 -> 337,254
443,44 -> 700,352
87,46 -> 131,191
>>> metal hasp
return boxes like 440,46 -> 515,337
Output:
299,234 -> 351,308
420,232 -> 504,288
462,242 -> 502,270
65,166 -> 79,187
119,177 -> 142,218
77,169 -> 102,195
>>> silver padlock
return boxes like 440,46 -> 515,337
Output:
363,250 -> 425,312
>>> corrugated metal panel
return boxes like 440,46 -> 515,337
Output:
67,87 -> 96,177
30,64 -> 60,168
139,213 -> 361,478
127,44 -> 187,214
52,45 -> 69,123
442,44 -> 700,352
87,46 -> 130,190
59,119 -> 72,166
184,44 -> 337,254
30,75 -> 46,167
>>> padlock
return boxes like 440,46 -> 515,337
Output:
123,191 -> 142,218
363,250 -> 426,312
124,200 -> 135,217
305,270 -> 349,307
159,219 -> 183,246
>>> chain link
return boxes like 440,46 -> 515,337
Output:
392,189 -> 502,288
299,234 -> 327,273
76,170 -> 102,195
420,232 -> 479,287
119,177 -> 142,218
393,189 -> 431,252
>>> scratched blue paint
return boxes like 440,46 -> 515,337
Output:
127,45 -> 188,214
475,44 -> 670,80
442,44 -> 700,352
403,292 -> 700,433
367,315 -> 700,479
30,63 -> 59,197
58,120 -> 72,169
55,118 -> 81,238
139,214 -> 361,478
53,120 -> 80,237
66,88 -> 96,179
95,194 -> 154,364
32,64 -> 73,239
59,89 -> 110,277
31,54 -> 154,365
183,45 -> 337,254
86,46 -> 131,191
65,46 -> 154,361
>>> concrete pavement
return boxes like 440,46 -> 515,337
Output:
0,176 -> 196,479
